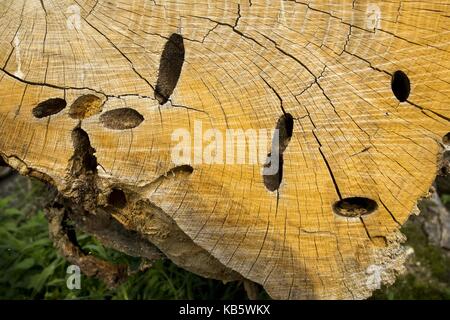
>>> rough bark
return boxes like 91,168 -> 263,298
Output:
0,0 -> 449,299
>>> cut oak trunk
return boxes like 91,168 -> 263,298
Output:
0,0 -> 449,299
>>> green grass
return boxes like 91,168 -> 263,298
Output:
0,200 -> 250,300
372,217 -> 450,300
1,175 -> 450,300
0,178 -> 253,300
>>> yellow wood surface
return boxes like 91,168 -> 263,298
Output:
0,0 -> 449,299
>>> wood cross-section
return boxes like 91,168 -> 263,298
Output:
0,0 -> 448,299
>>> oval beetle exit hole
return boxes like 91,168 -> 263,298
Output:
333,197 -> 378,218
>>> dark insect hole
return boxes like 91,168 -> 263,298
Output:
99,108 -> 144,130
333,197 -> 378,218
443,132 -> 450,146
155,33 -> 185,105
32,98 -> 67,118
71,127 -> 97,175
263,113 -> 294,192
69,94 -> 103,120
263,153 -> 284,192
166,165 -> 194,176
108,189 -> 127,209
391,70 -> 411,103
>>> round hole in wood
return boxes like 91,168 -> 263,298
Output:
391,70 -> 411,103
333,197 -> 378,218
108,188 -> 127,209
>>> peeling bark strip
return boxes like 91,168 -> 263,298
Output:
45,202 -> 128,288
155,33 -> 185,105
333,197 -> 378,218
32,98 -> 66,118
263,113 -> 293,192
69,94 -> 103,119
67,127 -> 99,211
99,108 -> 144,130
391,70 -> 411,102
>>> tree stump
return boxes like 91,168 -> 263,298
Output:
0,0 -> 448,299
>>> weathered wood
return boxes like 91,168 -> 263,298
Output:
0,0 -> 449,299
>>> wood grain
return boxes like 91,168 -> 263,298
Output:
0,0 -> 448,299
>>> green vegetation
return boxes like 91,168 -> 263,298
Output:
0,176 -> 253,300
0,209 -> 247,299
0,175 -> 449,300
373,219 -> 450,300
